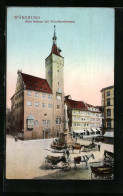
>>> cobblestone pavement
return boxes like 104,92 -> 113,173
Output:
6,135 -> 113,179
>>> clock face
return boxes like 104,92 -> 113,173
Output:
57,95 -> 61,101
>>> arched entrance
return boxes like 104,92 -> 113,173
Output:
43,128 -> 50,139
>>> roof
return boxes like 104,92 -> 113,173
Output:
65,99 -> 88,110
103,131 -> 114,138
51,43 -> 63,57
21,73 -> 52,94
100,85 -> 114,92
86,103 -> 93,107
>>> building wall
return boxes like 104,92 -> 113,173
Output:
71,109 -> 90,131
10,89 -> 24,137
101,86 -> 114,130
90,112 -> 102,129
24,90 -> 53,140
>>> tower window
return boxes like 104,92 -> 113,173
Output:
47,120 -> 50,125
56,117 -> 58,124
58,82 -> 59,85
42,120 -> 46,126
56,116 -> 61,124
57,105 -> 60,109
59,117 -> 61,124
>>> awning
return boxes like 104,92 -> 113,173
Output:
91,128 -> 97,132
96,128 -> 101,131
103,131 -> 114,138
86,129 -> 92,133
73,130 -> 85,134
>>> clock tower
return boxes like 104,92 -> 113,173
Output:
45,26 -> 64,136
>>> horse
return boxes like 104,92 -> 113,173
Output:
83,143 -> 97,152
74,153 -> 95,170
71,145 -> 84,153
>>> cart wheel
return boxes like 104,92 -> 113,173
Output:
45,159 -> 53,169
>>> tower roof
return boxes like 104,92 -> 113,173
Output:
50,26 -> 63,58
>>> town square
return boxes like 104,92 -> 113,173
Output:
6,134 -> 113,180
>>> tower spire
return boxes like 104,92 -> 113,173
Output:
52,25 -> 57,44
50,26 -> 62,57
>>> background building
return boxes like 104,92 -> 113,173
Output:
100,85 -> 114,133
65,96 -> 102,138
10,27 -> 64,140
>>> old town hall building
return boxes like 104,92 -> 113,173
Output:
10,26 -> 64,140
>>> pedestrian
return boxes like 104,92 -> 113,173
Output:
15,136 -> 18,142
98,143 -> 100,151
66,148 -> 70,159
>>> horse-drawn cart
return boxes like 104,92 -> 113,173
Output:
50,143 -> 66,152
90,150 -> 114,180
91,165 -> 114,180
83,142 -> 98,152
43,155 -> 71,171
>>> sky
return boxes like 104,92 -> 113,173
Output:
7,7 -> 114,108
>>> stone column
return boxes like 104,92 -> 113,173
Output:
64,103 -> 69,131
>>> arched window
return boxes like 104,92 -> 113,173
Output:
56,116 -> 58,124
59,116 -> 61,124
56,116 -> 61,124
